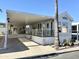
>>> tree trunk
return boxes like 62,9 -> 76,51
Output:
54,0 -> 60,49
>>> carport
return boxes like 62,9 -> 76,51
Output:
7,10 -> 50,36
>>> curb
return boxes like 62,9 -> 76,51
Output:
19,53 -> 58,59
56,49 -> 79,54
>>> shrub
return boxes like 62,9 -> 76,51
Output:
70,39 -> 74,46
63,39 -> 70,46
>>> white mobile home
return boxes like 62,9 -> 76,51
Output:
6,10 -> 72,45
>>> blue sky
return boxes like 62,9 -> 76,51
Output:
0,0 -> 79,23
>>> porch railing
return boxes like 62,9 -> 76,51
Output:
27,29 -> 54,37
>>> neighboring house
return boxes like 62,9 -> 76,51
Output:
72,22 -> 79,41
0,23 -> 5,35
6,10 -> 73,45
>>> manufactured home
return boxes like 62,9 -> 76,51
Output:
6,10 -> 73,45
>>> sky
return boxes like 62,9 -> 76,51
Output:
0,0 -> 79,23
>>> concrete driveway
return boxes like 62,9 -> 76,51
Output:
0,38 -> 29,54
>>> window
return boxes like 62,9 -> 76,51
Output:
38,24 -> 39,29
39,24 -> 41,29
63,17 -> 67,19
72,25 -> 77,33
78,24 -> 79,32
47,23 -> 49,28
61,21 -> 68,33
62,27 -> 68,33
38,24 -> 41,29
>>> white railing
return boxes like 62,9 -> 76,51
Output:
31,29 -> 54,37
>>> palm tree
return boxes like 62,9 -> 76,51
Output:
54,0 -> 60,49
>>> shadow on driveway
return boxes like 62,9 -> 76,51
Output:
0,38 -> 29,54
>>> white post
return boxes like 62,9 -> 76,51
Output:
42,24 -> 45,45
4,18 -> 8,49
77,24 -> 78,41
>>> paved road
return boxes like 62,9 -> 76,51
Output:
48,51 -> 79,59
24,51 -> 79,59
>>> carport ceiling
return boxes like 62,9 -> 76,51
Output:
7,10 -> 52,25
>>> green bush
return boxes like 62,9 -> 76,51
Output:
70,39 -> 74,46
63,39 -> 70,46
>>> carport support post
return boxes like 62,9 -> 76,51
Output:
42,23 -> 45,45
77,24 -> 78,41
4,18 -> 8,49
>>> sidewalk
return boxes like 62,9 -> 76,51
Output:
0,38 -> 79,59
56,46 -> 79,54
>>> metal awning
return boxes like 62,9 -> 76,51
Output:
7,10 -> 51,25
